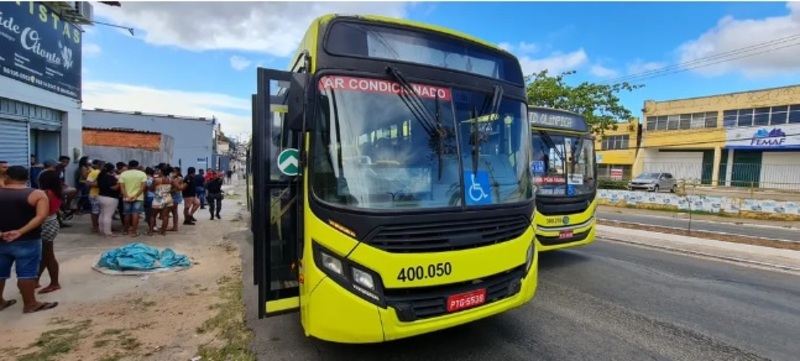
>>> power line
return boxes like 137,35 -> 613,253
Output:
623,42 -> 800,84
604,32 -> 800,83
601,32 -> 800,85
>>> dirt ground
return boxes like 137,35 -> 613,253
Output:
0,187 -> 253,361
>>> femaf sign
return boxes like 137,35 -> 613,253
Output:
0,1 -> 82,99
726,123 -> 800,150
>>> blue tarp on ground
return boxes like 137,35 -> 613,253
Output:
96,243 -> 192,272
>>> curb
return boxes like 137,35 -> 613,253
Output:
597,219 -> 799,244
598,236 -> 800,274
597,209 -> 798,231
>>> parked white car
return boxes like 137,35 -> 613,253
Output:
628,172 -> 677,193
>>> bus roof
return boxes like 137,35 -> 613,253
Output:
332,14 -> 511,54
291,14 -> 514,70
528,106 -> 590,133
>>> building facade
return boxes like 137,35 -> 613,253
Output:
596,118 -> 641,180
83,127 -> 174,166
0,1 -> 93,173
82,109 -> 216,170
633,85 -> 800,190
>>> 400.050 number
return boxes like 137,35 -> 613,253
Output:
397,262 -> 452,282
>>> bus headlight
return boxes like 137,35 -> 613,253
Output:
525,242 -> 535,274
312,241 -> 386,307
352,268 -> 375,291
320,252 -> 343,276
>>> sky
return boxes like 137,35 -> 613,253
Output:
80,1 -> 800,139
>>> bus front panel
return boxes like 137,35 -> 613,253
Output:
296,72 -> 538,343
530,129 -> 598,251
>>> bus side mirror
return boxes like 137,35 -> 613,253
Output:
288,73 -> 309,132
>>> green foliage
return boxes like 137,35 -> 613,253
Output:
525,70 -> 644,135
598,177 -> 628,190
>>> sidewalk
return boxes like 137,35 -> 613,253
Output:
597,224 -> 800,274
0,186 -> 248,360
598,205 -> 797,229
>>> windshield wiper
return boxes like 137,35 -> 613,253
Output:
385,66 -> 439,137
386,66 -> 447,179
471,106 -> 479,174
434,93 -> 445,179
469,85 -> 504,175
487,84 -> 503,117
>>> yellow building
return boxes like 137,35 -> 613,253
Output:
596,118 -> 640,180
633,84 -> 800,190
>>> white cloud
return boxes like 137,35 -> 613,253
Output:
94,2 -> 408,57
590,64 -> 619,78
83,81 -> 252,137
83,43 -> 101,57
498,41 -> 538,54
626,60 -> 666,75
677,2 -> 800,77
517,49 -> 589,76
229,55 -> 252,71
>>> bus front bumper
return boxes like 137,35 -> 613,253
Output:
303,257 -> 538,344
536,223 -> 596,252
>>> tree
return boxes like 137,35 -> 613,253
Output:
525,70 -> 644,135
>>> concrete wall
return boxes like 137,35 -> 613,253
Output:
84,135 -> 174,167
0,75 -> 82,176
643,151 -> 704,182
83,110 -> 214,168
598,189 -> 800,221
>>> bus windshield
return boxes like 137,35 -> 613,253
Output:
311,75 -> 531,210
530,131 -> 596,196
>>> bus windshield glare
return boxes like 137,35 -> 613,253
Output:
531,132 -> 596,196
311,75 -> 531,210
325,21 -> 524,84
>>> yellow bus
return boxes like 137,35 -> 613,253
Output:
528,106 -> 597,252
247,14 -> 538,343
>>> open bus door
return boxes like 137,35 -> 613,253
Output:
253,68 -> 308,318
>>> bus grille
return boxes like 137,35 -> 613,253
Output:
366,215 -> 530,253
384,266 -> 525,322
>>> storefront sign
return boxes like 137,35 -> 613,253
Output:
726,123 -> 800,149
0,2 -> 82,99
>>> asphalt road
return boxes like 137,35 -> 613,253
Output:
597,210 -> 800,242
241,238 -> 800,361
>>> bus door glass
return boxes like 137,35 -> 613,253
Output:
253,68 -> 307,318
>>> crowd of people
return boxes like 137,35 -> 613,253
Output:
0,155 -> 229,314
65,157 -> 229,237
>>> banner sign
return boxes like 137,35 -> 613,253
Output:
0,1 -> 82,99
318,75 -> 452,101
725,123 -> 800,150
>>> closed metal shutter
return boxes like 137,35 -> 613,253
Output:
0,97 -> 62,131
0,117 -> 30,167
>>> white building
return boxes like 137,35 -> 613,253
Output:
83,109 -> 217,169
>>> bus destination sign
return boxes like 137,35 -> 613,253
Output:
529,108 -> 589,133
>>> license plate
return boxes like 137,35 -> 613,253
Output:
447,289 -> 486,313
559,230 -> 574,239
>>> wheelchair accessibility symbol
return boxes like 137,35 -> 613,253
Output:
464,171 -> 492,205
